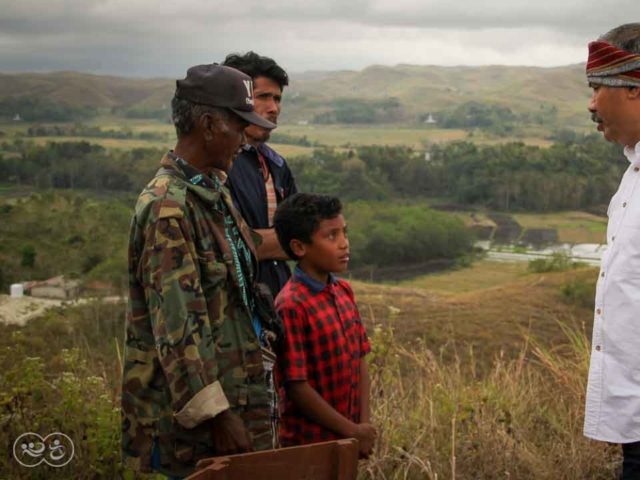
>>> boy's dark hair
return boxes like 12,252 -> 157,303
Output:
274,193 -> 342,260
222,51 -> 289,91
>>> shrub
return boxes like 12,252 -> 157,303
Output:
21,244 -> 37,268
346,203 -> 473,269
528,252 -> 585,273
0,342 -> 122,479
561,277 -> 597,309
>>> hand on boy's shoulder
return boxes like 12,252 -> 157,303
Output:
352,422 -> 377,459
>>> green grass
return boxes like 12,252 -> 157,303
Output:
275,124 -> 555,149
514,211 -> 607,244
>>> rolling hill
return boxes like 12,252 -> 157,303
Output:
0,64 -> 593,128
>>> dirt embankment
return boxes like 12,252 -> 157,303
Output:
0,295 -> 65,326
0,295 -> 125,326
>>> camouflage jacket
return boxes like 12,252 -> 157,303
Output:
122,152 -> 272,477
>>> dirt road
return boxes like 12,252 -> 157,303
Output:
0,295 -> 124,326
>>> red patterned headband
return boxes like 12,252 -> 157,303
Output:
587,41 -> 640,87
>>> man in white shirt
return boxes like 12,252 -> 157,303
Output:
584,23 -> 640,479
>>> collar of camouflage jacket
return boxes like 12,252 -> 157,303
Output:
159,151 -> 228,205
158,150 -> 260,277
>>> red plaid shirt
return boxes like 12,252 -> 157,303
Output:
275,266 -> 371,446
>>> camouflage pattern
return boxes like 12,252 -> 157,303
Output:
122,152 -> 272,478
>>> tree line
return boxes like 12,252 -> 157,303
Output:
0,97 -> 97,122
2,134 -> 623,287
0,141 -> 161,191
288,134 -> 626,212
0,134 -> 627,212
23,124 -> 170,142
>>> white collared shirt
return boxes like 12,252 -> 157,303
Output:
585,140 -> 640,443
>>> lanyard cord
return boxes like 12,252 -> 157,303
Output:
217,191 -> 256,316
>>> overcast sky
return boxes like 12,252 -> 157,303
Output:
0,0 -> 636,77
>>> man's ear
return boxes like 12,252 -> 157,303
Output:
628,87 -> 640,100
199,113 -> 214,141
290,239 -> 306,259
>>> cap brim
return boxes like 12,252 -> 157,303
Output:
230,108 -> 276,130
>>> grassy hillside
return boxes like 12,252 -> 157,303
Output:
0,191 -> 133,291
0,259 -> 611,479
0,64 -> 593,130
285,64 -> 591,127
355,260 -> 597,364
0,71 -> 172,109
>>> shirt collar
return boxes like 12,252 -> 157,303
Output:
293,265 -> 338,295
242,143 -> 285,168
624,140 -> 640,165
160,151 -> 225,204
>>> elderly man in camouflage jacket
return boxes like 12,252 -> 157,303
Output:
121,65 -> 277,478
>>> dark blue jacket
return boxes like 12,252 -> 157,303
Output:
226,143 -> 298,297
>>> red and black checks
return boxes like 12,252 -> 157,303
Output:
275,269 -> 371,446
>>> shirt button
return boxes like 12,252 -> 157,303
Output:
595,346 -> 601,352
596,309 -> 602,315
635,167 -> 639,172
623,202 -> 628,208
601,272 -> 605,278
612,236 -> 616,241
273,260 -> 278,265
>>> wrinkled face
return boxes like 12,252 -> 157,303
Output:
244,76 -> 282,145
588,83 -> 638,147
296,215 -> 350,279
206,111 -> 249,172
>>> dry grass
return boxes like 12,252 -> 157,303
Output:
361,321 -> 618,479
397,260 -> 528,293
352,262 -> 598,365
0,260 -> 615,479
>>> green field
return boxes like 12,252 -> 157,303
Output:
1,119 -> 318,158
419,202 -> 607,245
514,211 -> 607,244
2,117 -> 557,155
275,124 -> 555,149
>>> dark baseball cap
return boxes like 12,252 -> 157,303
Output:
175,64 -> 276,130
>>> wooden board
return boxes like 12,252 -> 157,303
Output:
186,439 -> 359,480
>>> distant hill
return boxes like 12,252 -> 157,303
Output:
285,64 -> 592,129
0,71 -> 172,109
0,64 -> 593,128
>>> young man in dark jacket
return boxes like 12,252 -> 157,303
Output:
223,52 -> 298,298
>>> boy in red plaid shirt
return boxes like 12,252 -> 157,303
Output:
273,193 -> 376,458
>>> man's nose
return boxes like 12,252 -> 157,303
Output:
588,91 -> 597,113
266,98 -> 279,114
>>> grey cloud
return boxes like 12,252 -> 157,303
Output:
0,0 -> 635,76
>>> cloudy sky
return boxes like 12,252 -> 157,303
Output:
0,0 -> 636,77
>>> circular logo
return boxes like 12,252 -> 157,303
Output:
13,432 -> 75,468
